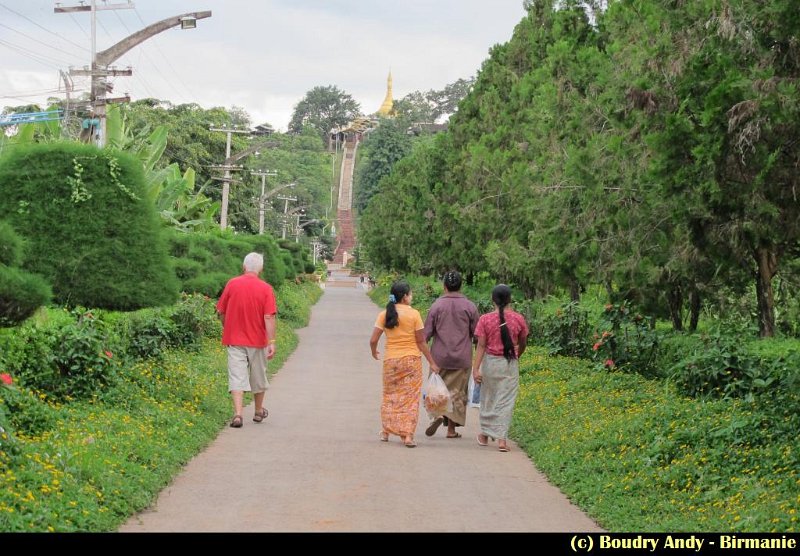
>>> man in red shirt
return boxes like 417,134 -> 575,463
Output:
216,252 -> 278,428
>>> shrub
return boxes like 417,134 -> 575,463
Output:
591,301 -> 660,376
0,222 -> 52,327
168,293 -> 220,347
280,252 -> 295,278
0,143 -> 178,310
47,309 -> 120,399
182,272 -> 231,298
168,232 -> 288,292
0,264 -> 52,328
172,257 -> 202,281
123,311 -> 177,360
538,301 -> 591,357
0,220 -> 23,266
0,380 -> 57,436
670,326 -> 800,401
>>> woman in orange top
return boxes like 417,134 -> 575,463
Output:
370,280 -> 440,447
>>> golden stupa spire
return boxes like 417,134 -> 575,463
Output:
377,70 -> 394,116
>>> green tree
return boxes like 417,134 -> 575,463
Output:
288,85 -> 361,140
641,0 -> 800,337
354,119 -> 413,211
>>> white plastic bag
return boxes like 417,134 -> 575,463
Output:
424,372 -> 452,418
468,375 -> 481,408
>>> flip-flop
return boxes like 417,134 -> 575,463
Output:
446,432 -> 462,439
379,432 -> 389,442
498,444 -> 510,452
477,434 -> 488,446
425,416 -> 444,437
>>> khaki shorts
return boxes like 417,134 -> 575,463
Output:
227,346 -> 270,393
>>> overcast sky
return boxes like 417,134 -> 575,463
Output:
0,0 -> 526,131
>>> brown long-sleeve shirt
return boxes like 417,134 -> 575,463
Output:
424,292 -> 480,369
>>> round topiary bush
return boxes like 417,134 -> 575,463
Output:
0,143 -> 178,310
0,265 -> 52,327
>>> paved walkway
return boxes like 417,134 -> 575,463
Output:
121,287 -> 602,532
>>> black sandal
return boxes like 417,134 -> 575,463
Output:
230,415 -> 243,428
253,408 -> 268,423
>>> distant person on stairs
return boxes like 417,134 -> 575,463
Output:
423,271 -> 479,439
216,252 -> 278,429
370,280 -> 440,447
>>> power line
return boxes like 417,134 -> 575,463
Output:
0,37 -> 79,67
0,1 -> 89,52
97,16 -> 115,42
0,22 -> 84,61
67,12 -> 90,40
0,39 -> 64,69
1,87 -> 86,99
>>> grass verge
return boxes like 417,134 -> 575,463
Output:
0,280 -> 322,531
514,349 -> 798,531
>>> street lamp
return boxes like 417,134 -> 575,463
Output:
57,4 -> 212,147
180,16 -> 197,30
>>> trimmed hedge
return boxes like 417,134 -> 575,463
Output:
0,221 -> 23,267
0,143 -> 178,310
0,265 -> 52,328
0,222 -> 51,327
168,231 -> 291,295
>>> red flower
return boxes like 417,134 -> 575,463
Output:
604,359 -> 615,368
104,350 -> 113,359
0,373 -> 12,386
592,342 -> 601,351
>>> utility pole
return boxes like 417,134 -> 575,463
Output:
251,170 -> 278,235
56,2 -> 211,146
310,240 -> 324,266
276,195 -> 297,239
210,126 -> 251,230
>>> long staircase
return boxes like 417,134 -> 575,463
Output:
332,138 -> 358,267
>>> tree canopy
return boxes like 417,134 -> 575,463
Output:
359,0 -> 800,337
288,85 -> 361,139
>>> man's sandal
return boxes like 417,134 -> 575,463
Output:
230,415 -> 243,428
253,408 -> 268,423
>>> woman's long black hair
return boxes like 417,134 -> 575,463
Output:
385,281 -> 411,329
492,284 -> 516,360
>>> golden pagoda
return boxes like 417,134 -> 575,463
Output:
376,70 -> 394,116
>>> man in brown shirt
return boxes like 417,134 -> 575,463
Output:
423,270 -> 480,438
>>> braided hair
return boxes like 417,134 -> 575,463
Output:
492,284 -> 516,361
385,281 -> 411,329
443,270 -> 462,292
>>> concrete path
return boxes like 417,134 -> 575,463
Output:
121,287 -> 602,532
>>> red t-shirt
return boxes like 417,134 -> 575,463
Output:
474,310 -> 528,357
216,274 -> 277,347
